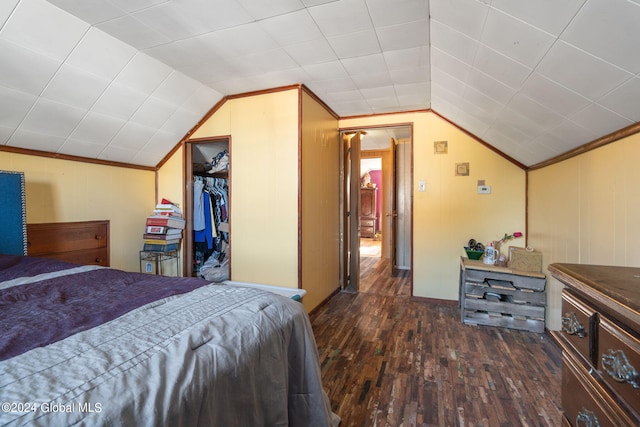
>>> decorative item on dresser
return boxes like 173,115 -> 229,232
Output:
360,186 -> 377,238
549,263 -> 640,426
26,220 -> 110,266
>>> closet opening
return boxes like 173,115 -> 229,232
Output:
184,137 -> 230,280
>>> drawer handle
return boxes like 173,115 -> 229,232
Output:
95,258 -> 103,264
561,312 -> 586,338
601,349 -> 640,388
95,234 -> 103,240
576,408 -> 600,427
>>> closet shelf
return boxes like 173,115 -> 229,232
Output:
193,171 -> 228,178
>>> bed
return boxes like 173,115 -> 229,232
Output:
0,253 -> 339,427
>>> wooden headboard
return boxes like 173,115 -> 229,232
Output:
26,220 -> 110,266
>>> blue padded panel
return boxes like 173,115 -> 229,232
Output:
0,170 -> 27,255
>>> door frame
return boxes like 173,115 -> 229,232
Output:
339,123 -> 413,293
339,131 -> 362,292
183,136 -> 231,277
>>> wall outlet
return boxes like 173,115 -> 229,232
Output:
478,185 -> 491,194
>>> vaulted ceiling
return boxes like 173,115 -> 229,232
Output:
1,0 -> 638,168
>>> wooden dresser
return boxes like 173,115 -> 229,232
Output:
549,263 -> 640,426
360,187 -> 377,238
27,220 -> 110,266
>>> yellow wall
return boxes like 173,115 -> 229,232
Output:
156,147 -> 185,275
528,132 -> 640,330
0,151 -> 154,271
340,112 -> 526,300
174,89 -> 300,288
301,91 -> 340,309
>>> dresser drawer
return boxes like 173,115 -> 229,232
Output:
27,221 -> 108,255
26,221 -> 110,267
360,219 -> 374,228
598,317 -> 640,410
41,248 -> 108,266
562,353 -> 630,427
561,290 -> 597,366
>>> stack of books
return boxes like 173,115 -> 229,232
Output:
143,202 -> 185,252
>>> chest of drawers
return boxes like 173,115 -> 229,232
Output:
549,263 -> 640,426
27,220 -> 110,266
459,257 -> 546,333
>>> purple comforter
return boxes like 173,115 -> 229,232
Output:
0,254 -> 211,361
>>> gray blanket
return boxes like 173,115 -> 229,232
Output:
0,268 -> 339,426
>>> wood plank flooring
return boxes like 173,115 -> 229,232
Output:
309,254 -> 563,427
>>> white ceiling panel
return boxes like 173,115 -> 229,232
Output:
237,0 -> 305,20
58,138 -> 109,158
506,93 -> 565,132
66,28 -> 137,80
160,108 -> 204,135
259,10 -> 323,46
0,86 -> 36,128
283,38 -> 338,66
46,0 -> 124,24
429,20 -> 479,65
520,73 -> 591,118
308,0 -> 373,37
41,64 -> 110,110
109,121 -> 156,150
98,144 -> 141,164
472,45 -> 532,90
91,83 -> 149,121
570,104 -> 633,136
69,111 -> 125,145
95,14 -> 171,50
384,46 -> 429,70
0,0 -> 87,61
131,97 -> 179,129
0,38 -> 61,95
490,0 -> 586,37
106,0 -> 166,15
429,0 -> 489,39
327,29 -> 380,59
0,0 -> 637,168
464,69 -> 515,105
173,0 -> 254,34
480,8 -> 555,69
113,53 -> 173,95
376,20 -> 429,52
367,0 -> 429,27
536,41 -> 633,101
19,97 -> 86,138
598,77 -> 640,122
0,125 -> 16,145
8,128 -> 67,152
562,0 -> 640,74
0,1 -> 20,26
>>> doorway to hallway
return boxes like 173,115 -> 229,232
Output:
339,125 -> 412,294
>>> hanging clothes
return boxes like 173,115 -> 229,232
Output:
193,176 -> 229,263
193,177 -> 205,231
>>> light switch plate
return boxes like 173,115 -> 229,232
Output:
418,180 -> 426,192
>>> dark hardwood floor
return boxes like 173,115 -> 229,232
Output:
310,247 -> 563,427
